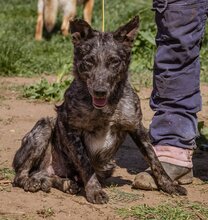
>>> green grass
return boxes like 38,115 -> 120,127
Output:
109,187 -> 143,203
0,0 -> 154,78
36,207 -> 55,219
117,201 -> 208,220
22,77 -> 73,102
197,121 -> 208,150
0,0 -> 162,85
1,0 -> 208,90
0,168 -> 15,181
0,0 -> 73,76
0,167 -> 14,192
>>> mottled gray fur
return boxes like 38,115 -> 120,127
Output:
13,17 -> 187,204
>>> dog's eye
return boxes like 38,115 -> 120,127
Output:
112,57 -> 121,64
85,57 -> 94,65
83,56 -> 95,69
108,57 -> 121,67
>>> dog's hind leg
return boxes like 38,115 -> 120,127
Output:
83,0 -> 94,25
13,117 -> 55,192
129,122 -> 187,196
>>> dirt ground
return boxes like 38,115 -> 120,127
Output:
0,76 -> 208,220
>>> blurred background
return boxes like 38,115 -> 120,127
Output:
0,0 -> 208,98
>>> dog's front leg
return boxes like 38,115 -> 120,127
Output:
56,120 -> 109,204
129,122 -> 187,196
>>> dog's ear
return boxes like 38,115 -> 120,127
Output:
113,16 -> 139,46
70,19 -> 95,44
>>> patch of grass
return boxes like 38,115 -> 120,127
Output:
22,76 -> 73,102
0,0 -> 72,77
0,168 -> 15,181
109,187 -> 143,203
117,201 -> 208,220
36,207 -> 55,219
0,168 -> 14,192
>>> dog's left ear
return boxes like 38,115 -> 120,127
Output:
113,16 -> 139,47
70,19 -> 96,45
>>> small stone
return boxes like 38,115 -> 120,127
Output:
132,172 -> 158,190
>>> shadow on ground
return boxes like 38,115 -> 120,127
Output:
115,135 -> 208,182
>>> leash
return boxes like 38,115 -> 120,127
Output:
102,0 -> 105,32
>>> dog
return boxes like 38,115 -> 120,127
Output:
35,0 -> 94,40
13,16 -> 186,204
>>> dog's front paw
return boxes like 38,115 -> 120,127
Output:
160,182 -> 187,196
85,173 -> 109,204
86,188 -> 109,204
23,176 -> 52,193
23,177 -> 42,192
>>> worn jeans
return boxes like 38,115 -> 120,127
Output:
150,0 -> 208,149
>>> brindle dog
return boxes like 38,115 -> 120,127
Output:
13,16 -> 187,204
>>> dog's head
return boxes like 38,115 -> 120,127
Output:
70,16 -> 139,109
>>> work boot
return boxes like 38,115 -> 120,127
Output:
133,162 -> 193,190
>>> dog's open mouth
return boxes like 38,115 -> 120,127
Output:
92,96 -> 107,109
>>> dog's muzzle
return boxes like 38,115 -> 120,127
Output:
92,89 -> 108,109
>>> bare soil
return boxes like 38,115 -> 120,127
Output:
0,76 -> 208,220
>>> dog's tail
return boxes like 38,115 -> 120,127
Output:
44,0 -> 58,32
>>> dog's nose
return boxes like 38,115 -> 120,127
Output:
93,89 -> 107,97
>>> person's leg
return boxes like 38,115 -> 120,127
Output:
134,0 -> 208,189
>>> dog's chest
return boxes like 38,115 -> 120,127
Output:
83,126 -> 123,156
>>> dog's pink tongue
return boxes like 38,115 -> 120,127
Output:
93,97 -> 107,108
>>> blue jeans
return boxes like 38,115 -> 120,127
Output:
150,0 -> 208,149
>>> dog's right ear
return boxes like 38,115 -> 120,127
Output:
70,19 -> 95,45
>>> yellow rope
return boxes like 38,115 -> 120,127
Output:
102,0 -> 105,32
